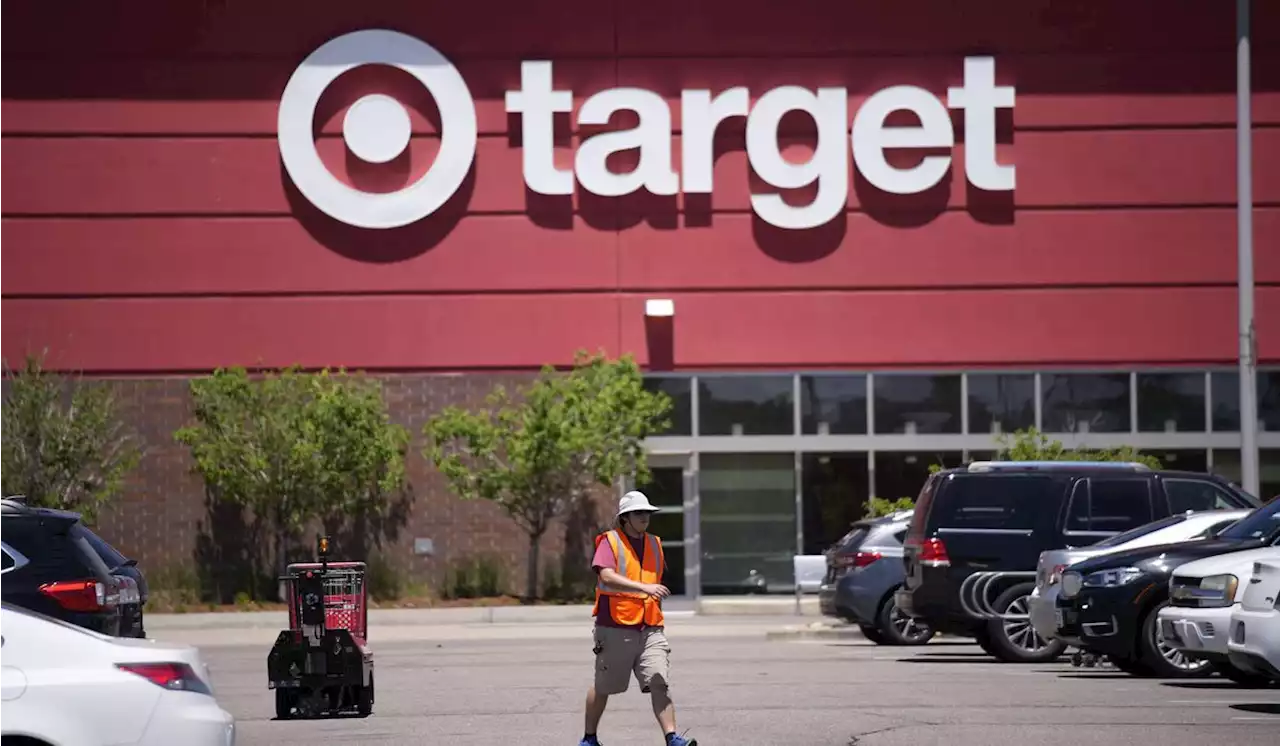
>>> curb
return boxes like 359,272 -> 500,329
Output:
763,625 -> 866,642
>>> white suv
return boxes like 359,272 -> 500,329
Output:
1157,544 -> 1280,685
1226,558 -> 1280,684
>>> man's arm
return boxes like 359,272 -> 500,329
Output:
599,567 -> 664,595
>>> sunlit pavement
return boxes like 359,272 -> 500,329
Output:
199,623 -> 1280,746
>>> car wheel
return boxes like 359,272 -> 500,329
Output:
1137,600 -> 1214,678
876,593 -> 935,646
1212,661 -> 1276,687
859,624 -> 889,644
984,582 -> 1068,663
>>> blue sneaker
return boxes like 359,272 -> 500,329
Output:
665,733 -> 697,746
578,737 -> 602,746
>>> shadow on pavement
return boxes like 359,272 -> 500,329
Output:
1230,703 -> 1280,715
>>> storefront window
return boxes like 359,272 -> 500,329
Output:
1146,448 -> 1208,473
697,375 -> 794,435
801,453 -> 869,554
873,374 -> 962,435
1211,370 -> 1280,432
799,374 -> 867,435
873,451 -> 966,505
1040,372 -> 1130,434
967,373 -> 1035,435
1211,449 -> 1280,502
1137,372 -> 1206,432
699,453 -> 796,594
643,376 -> 692,436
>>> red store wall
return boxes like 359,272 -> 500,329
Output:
4,0 -> 1280,374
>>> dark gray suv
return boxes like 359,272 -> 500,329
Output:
819,510 -> 933,645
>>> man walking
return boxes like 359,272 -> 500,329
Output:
578,490 -> 697,746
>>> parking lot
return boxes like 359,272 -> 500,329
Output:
201,623 -> 1280,746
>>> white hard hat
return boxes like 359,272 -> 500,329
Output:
617,490 -> 661,517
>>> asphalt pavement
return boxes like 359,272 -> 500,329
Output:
183,617 -> 1280,746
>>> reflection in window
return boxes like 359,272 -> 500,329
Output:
697,375 -> 794,435
801,453 -> 869,554
643,376 -> 692,436
699,453 -> 796,593
1041,373 -> 1130,433
967,373 -> 1035,434
800,375 -> 867,434
1211,370 -> 1280,432
1137,373 -> 1205,432
873,451 -> 965,505
873,374 -> 962,434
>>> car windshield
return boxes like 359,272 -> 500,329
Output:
1216,499 -> 1280,541
78,526 -> 129,570
1093,513 -> 1188,548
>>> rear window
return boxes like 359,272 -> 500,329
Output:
830,526 -> 870,554
928,474 -> 1064,530
79,527 -> 128,570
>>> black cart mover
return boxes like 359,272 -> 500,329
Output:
267,536 -> 375,718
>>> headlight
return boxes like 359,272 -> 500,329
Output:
1170,573 -> 1238,608
1082,566 -> 1145,589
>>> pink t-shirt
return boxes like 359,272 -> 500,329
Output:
592,531 -> 665,628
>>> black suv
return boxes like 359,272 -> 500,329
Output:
1,499 -> 124,636
894,460 -> 1260,663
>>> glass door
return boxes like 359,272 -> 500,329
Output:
627,452 -> 695,598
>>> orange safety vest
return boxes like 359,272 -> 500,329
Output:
591,528 -> 665,627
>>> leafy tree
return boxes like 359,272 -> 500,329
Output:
992,427 -> 1162,468
1,353 -> 140,522
423,351 -> 672,600
866,496 -> 916,517
175,366 -> 409,590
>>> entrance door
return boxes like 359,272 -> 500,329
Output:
626,452 -> 697,599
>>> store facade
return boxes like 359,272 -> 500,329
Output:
3,0 -> 1279,595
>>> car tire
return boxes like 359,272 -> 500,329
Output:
1212,661 -> 1276,688
876,593 -> 935,646
1136,600 -> 1214,678
859,624 -> 889,644
984,582 -> 1068,663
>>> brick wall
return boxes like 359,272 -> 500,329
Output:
87,371 -> 614,599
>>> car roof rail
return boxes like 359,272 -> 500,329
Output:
966,460 -> 1152,473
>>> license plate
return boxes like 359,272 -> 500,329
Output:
1054,608 -> 1064,629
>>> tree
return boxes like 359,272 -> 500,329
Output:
1,353 -> 140,523
423,351 -> 672,600
992,427 -> 1163,468
175,366 -> 410,591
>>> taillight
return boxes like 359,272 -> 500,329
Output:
117,663 -> 211,694
39,579 -> 108,612
917,537 -> 951,567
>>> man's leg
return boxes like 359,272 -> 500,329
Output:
583,626 -> 638,744
636,627 -> 679,735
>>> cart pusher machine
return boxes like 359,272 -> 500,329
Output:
267,536 -> 375,718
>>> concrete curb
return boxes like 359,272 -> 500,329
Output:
763,624 -> 866,642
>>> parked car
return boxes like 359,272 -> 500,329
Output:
0,602 -> 236,746
1030,509 -> 1250,643
1,498 -> 124,636
895,460 -> 1259,663
81,525 -> 149,638
1157,545 -> 1280,685
818,510 -> 932,645
1225,558 -> 1280,684
1055,497 -> 1280,677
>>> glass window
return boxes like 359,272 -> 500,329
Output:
1137,372 -> 1206,432
874,451 -> 965,510
697,376 -> 794,435
1069,478 -> 1154,533
699,453 -> 796,593
643,376 -> 692,436
801,453 -> 869,555
932,473 -> 1060,530
1148,449 -> 1208,473
1212,449 -> 1280,503
1,548 -> 14,572
799,375 -> 867,435
1041,372 -> 1131,433
1163,478 -> 1245,513
873,374 -> 962,434
1217,498 -> 1280,542
1211,370 -> 1279,432
967,373 -> 1035,434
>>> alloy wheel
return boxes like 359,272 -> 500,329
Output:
1001,595 -> 1051,654
888,602 -> 931,643
1154,623 -> 1210,672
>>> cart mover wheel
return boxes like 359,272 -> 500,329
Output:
275,688 -> 297,720
358,673 -> 374,716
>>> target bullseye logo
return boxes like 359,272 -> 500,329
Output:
277,29 -> 478,229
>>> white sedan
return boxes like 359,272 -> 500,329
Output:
0,602 -> 235,746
